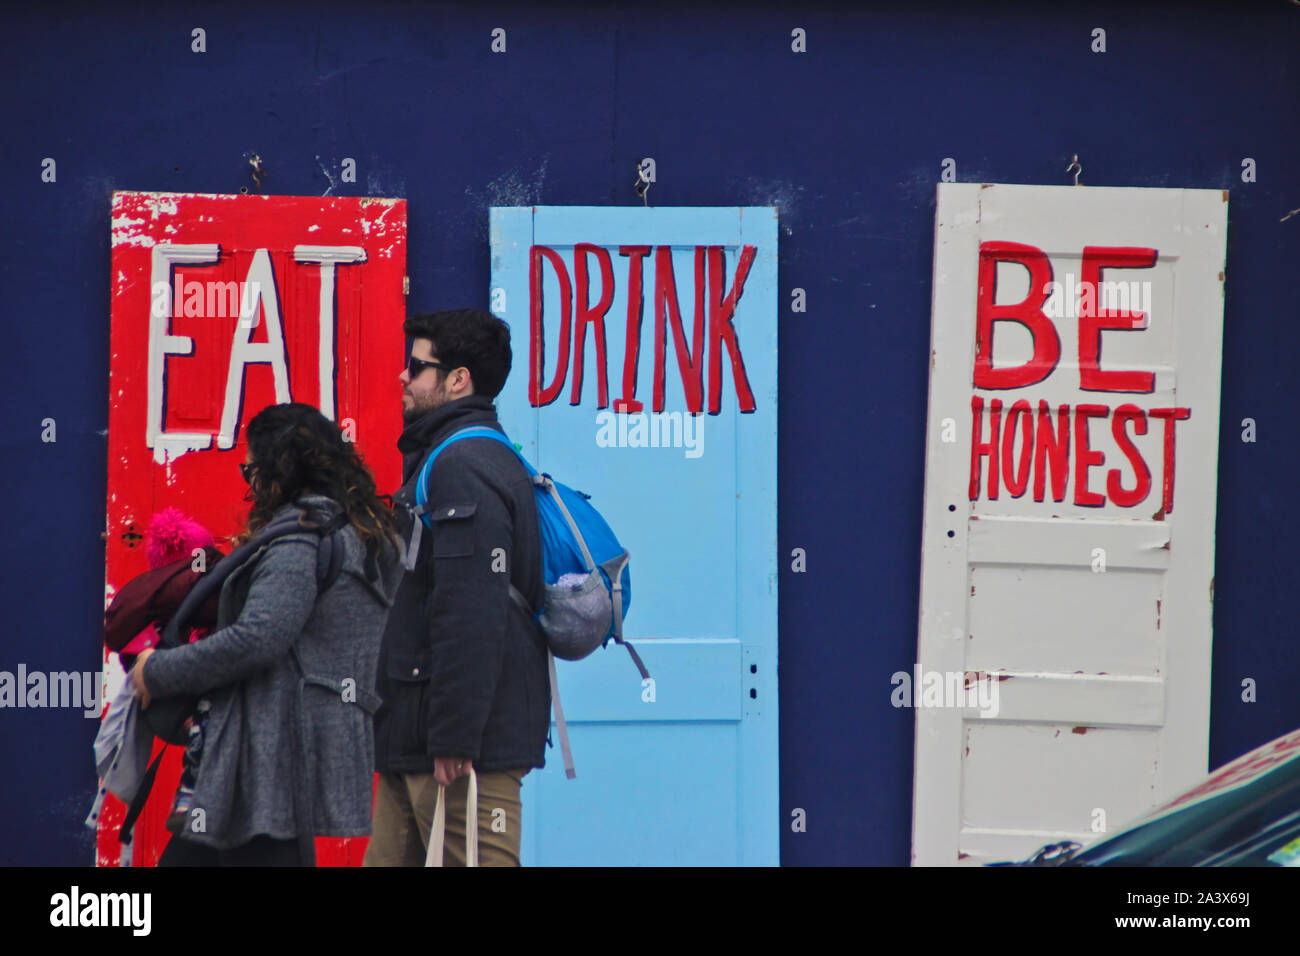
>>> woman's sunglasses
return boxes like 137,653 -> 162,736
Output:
239,462 -> 256,484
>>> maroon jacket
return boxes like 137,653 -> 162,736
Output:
104,546 -> 225,661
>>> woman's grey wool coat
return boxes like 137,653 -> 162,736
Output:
143,495 -> 403,850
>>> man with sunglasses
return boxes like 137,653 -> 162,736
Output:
365,309 -> 547,867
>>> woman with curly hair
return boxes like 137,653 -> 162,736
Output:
129,402 -> 404,866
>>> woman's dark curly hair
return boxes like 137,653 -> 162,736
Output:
240,402 -> 397,550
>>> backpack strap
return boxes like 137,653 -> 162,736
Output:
600,551 -> 648,680
536,475 -> 595,571
505,583 -> 578,778
405,426 -> 521,571
117,745 -> 167,852
301,510 -> 348,592
546,650 -> 578,780
403,503 -> 425,572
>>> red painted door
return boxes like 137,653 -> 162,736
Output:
100,191 -> 406,866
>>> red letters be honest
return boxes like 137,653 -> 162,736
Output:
969,242 -> 1190,514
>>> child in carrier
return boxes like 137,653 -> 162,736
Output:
103,507 -> 224,834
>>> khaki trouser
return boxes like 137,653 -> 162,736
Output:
364,769 -> 527,867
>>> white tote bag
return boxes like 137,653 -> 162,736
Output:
424,767 -> 478,867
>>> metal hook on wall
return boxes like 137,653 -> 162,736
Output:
634,159 -> 653,207
240,151 -> 266,194
1066,154 -> 1083,186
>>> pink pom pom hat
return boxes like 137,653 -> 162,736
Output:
144,506 -> 216,570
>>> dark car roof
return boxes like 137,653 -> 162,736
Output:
1066,727 -> 1300,866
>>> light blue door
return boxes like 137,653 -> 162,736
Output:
490,206 -> 778,865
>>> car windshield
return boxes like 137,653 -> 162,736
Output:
1063,732 -> 1300,866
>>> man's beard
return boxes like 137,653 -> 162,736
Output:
402,386 -> 448,424
402,399 -> 432,424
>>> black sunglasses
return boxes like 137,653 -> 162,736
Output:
406,355 -> 454,379
239,462 -> 256,484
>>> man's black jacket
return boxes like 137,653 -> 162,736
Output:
373,395 -> 548,774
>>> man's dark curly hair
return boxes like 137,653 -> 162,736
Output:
240,402 -> 397,550
404,309 -> 512,399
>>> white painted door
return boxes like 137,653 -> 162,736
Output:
913,183 -> 1228,866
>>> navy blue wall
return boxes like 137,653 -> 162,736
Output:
2,0 -> 1296,865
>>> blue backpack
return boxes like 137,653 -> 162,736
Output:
410,426 -> 648,778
